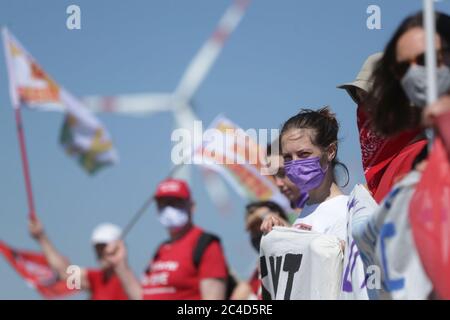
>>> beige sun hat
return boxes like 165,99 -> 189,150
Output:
337,52 -> 383,103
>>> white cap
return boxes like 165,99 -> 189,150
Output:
91,223 -> 122,245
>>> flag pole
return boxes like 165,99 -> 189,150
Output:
120,164 -> 184,239
424,0 -> 438,150
14,106 -> 37,221
2,27 -> 37,221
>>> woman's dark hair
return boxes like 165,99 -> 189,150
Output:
245,201 -> 288,221
367,11 -> 450,136
279,107 -> 349,187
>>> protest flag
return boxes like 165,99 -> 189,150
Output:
2,27 -> 36,219
2,27 -> 118,177
410,114 -> 450,299
191,115 -> 290,209
0,240 -> 78,299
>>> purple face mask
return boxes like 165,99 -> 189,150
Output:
284,156 -> 328,208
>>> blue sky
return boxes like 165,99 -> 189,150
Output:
0,0 -> 449,299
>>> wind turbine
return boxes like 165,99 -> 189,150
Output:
83,0 -> 252,211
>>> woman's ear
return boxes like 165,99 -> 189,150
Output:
327,143 -> 337,163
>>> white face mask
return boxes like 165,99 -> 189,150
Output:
158,206 -> 189,229
401,64 -> 450,107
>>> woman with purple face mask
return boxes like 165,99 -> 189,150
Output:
261,107 -> 349,241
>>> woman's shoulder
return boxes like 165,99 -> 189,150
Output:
320,195 -> 349,219
300,195 -> 349,220
324,194 -> 349,208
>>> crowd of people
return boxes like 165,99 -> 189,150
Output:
27,10 -> 450,300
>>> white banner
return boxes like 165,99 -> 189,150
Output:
341,184 -> 377,300
352,172 -> 432,299
260,227 -> 343,300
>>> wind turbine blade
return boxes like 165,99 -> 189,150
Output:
171,104 -> 234,210
82,93 -> 173,116
172,163 -> 192,182
169,102 -> 196,183
174,0 -> 251,100
173,102 -> 198,128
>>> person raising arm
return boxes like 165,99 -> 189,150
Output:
29,217 -> 128,300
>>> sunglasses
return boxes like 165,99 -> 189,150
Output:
393,50 -> 445,78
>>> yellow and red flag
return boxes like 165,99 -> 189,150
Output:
192,116 -> 290,208
2,28 -> 118,174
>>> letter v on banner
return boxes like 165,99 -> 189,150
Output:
2,27 -> 36,220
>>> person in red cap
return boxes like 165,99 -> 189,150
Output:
105,178 -> 229,300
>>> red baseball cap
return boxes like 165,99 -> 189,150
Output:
154,178 -> 191,200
